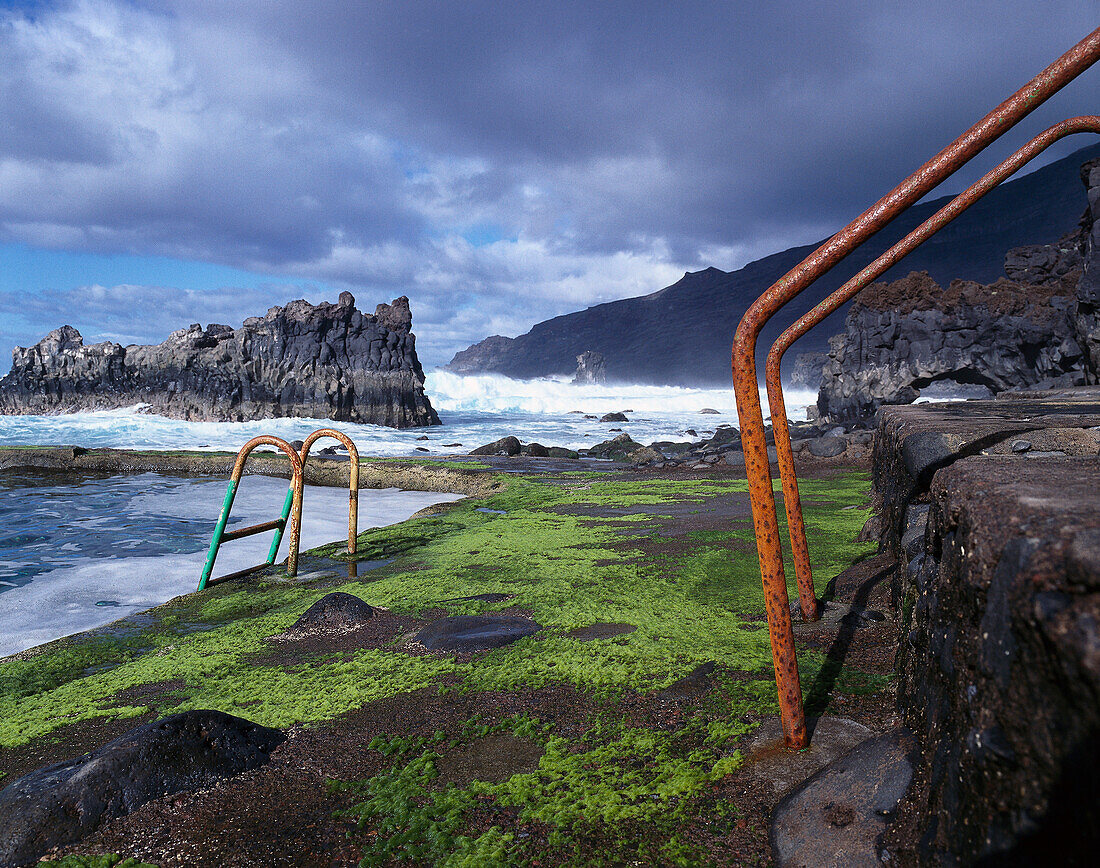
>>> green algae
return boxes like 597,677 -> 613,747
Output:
1,470 -> 876,763
341,672 -> 774,866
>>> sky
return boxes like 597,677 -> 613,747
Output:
1,1 -> 1098,370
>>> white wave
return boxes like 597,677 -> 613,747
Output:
0,376 -> 819,455
426,370 -> 819,423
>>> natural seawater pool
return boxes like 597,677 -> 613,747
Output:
0,471 -> 464,657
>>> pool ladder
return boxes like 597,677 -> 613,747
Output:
197,429 -> 360,590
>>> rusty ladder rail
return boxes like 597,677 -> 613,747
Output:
299,428 -> 361,557
197,435 -> 305,590
731,28 -> 1100,750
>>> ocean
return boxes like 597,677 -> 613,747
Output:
0,373 -> 818,657
0,372 -> 819,455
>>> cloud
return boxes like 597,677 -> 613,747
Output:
1,0 -> 1097,370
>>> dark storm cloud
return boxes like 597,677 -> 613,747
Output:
1,0 -> 1097,365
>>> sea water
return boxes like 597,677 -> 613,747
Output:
0,372 -> 820,455
0,472 -> 463,657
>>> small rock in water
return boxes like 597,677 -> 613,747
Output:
471,436 -> 522,456
94,600 -> 120,607
600,412 -> 629,422
699,408 -> 720,414
416,435 -> 430,440
443,442 -> 463,447
416,447 -> 430,452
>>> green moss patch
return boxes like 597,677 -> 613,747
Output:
3,468 -> 882,864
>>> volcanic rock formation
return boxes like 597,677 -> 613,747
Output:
0,293 -> 440,428
817,157 -> 1100,422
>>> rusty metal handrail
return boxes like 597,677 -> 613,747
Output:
768,115 -> 1100,640
731,28 -> 1100,750
299,428 -> 360,556
197,435 -> 304,590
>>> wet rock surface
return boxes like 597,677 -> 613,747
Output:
872,393 -> 1100,865
0,710 -> 284,867
414,615 -> 541,652
771,729 -> 916,868
0,294 -> 439,428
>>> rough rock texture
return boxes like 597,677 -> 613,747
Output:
771,730 -> 916,868
817,270 -> 1085,422
571,350 -> 607,384
0,710 -> 284,867
870,393 -> 1100,865
789,351 -> 828,391
0,293 -> 440,428
819,157 -> 1100,422
1076,157 -> 1100,380
288,592 -> 375,634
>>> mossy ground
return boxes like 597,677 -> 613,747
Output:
3,468 -> 879,865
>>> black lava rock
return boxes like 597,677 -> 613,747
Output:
0,710 -> 284,867
289,592 -> 375,633
415,615 -> 540,652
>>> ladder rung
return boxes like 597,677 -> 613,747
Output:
221,518 -> 285,542
205,562 -> 271,586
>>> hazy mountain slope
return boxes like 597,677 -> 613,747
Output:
447,141 -> 1100,386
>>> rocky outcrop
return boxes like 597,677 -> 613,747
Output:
571,350 -> 607,385
1076,157 -> 1100,381
817,270 -> 1085,422
871,394 -> 1100,865
789,351 -> 828,390
0,293 -> 440,428
444,334 -> 516,375
818,157 -> 1100,422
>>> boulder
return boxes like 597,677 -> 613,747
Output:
288,592 -> 375,633
523,442 -> 550,457
470,436 -> 522,456
0,711 -> 284,867
599,411 -> 629,422
808,436 -> 847,458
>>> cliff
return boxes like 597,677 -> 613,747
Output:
445,141 -> 1100,386
817,156 -> 1100,422
0,292 -> 441,428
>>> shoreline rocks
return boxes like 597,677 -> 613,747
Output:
0,293 -> 440,428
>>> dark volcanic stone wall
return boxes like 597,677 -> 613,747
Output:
0,293 -> 440,428
817,270 -> 1085,422
871,398 -> 1100,865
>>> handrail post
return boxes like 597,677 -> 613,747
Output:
732,29 -> 1100,750
299,428 -> 361,557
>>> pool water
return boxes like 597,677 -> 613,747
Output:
0,471 -> 463,657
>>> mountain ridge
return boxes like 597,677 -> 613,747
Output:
447,141 -> 1100,386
